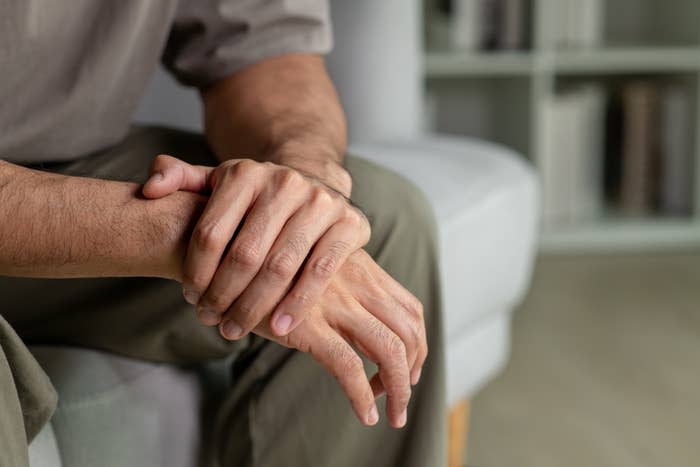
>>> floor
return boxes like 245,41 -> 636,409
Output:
467,251 -> 700,467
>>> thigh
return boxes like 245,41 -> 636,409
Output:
345,154 -> 442,331
2,126 -> 242,364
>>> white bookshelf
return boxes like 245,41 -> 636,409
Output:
424,0 -> 700,252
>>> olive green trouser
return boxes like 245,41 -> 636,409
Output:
0,126 -> 446,467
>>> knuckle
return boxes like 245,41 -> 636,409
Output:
217,161 -> 237,178
411,315 -> 424,341
236,303 -> 255,316
311,257 -> 336,279
343,207 -> 363,226
182,272 -> 207,293
406,313 -> 426,356
275,168 -> 304,190
367,317 -> 389,341
396,388 -> 412,406
405,295 -> 424,318
386,335 -> 407,362
312,242 -> 347,278
327,338 -> 362,376
230,240 -> 262,269
385,375 -> 411,402
286,231 -> 309,259
233,303 -> 257,326
341,353 -> 365,376
234,159 -> 258,173
359,218 -> 372,244
205,293 -> 229,312
343,209 -> 371,246
290,289 -> 314,307
360,225 -> 371,246
226,160 -> 259,182
265,251 -> 297,279
369,318 -> 406,364
407,322 -> 422,354
193,222 -> 226,251
309,186 -> 334,208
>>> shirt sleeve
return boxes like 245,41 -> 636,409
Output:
163,0 -> 333,88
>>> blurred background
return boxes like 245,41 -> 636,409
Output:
423,0 -> 700,466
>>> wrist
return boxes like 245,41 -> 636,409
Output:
268,143 -> 352,197
143,191 -> 206,282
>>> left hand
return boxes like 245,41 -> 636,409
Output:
142,154 -> 370,339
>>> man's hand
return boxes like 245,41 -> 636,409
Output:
143,155 -> 429,427
245,249 -> 427,429
143,155 -> 370,338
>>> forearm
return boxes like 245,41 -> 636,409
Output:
0,160 -> 202,280
202,54 -> 352,195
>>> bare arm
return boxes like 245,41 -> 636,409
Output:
0,159 -> 202,280
202,54 -> 351,196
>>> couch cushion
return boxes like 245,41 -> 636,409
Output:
353,136 -> 538,403
28,423 -> 61,467
352,135 -> 539,345
29,346 -> 204,467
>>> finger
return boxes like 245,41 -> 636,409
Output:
358,285 -> 424,386
331,306 -> 411,429
307,323 -> 379,426
271,218 -> 368,337
370,373 -> 386,399
181,172 -> 255,314
230,200 -> 342,338
377,277 -> 428,386
142,154 -> 213,198
355,251 -> 428,386
207,186 -> 306,336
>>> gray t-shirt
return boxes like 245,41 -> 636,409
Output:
0,0 -> 332,163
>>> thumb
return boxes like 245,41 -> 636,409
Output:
142,154 -> 214,199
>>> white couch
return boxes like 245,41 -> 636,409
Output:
29,1 -> 539,465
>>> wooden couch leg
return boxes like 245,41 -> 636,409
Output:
448,399 -> 470,467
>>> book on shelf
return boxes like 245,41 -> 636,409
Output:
499,0 -> 529,50
660,86 -> 694,216
548,0 -> 604,49
542,80 -> 694,228
429,0 -> 530,52
604,81 -> 694,217
541,86 -> 606,227
620,82 -> 659,215
480,0 -> 501,50
450,0 -> 484,51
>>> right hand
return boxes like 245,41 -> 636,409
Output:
142,155 -> 370,338
143,155 -> 428,428
254,249 -> 428,429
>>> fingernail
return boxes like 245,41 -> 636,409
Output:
221,320 -> 243,340
151,172 -> 164,183
274,313 -> 293,334
183,289 -> 200,305
397,409 -> 407,428
198,308 -> 220,325
367,405 -> 379,425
